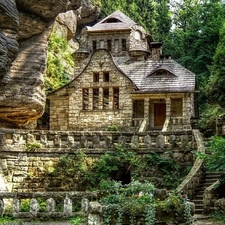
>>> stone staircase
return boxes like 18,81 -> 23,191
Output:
192,172 -> 223,214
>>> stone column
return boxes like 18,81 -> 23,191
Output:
89,88 -> 93,110
64,197 -> 72,216
99,87 -> 103,109
183,93 -> 191,126
13,199 -> 20,215
144,98 -> 150,124
109,87 -> 113,109
30,198 -> 39,216
88,202 -> 102,225
165,96 -> 171,119
46,198 -> 55,212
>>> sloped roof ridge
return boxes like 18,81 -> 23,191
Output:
90,10 -> 136,29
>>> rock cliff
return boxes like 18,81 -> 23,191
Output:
0,0 -> 99,128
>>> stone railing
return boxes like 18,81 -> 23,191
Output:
203,180 -> 219,214
0,128 -> 194,152
132,118 -> 143,128
0,191 -> 97,219
170,117 -> 183,125
177,129 -> 205,199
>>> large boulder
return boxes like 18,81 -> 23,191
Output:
0,0 -> 99,128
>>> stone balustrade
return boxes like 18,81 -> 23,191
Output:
0,128 -> 194,152
203,181 -> 219,214
132,118 -> 143,128
0,191 -> 97,219
177,129 -> 205,199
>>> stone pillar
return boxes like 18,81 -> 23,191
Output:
99,87 -> 103,109
0,133 -> 6,147
89,88 -> 93,110
144,98 -> 150,124
80,135 -> 88,148
54,135 -> 61,148
30,198 -> 39,216
144,134 -> 151,148
88,202 -> 102,225
165,96 -> 171,119
64,197 -> 72,216
156,134 -> 165,149
13,199 -> 20,214
82,198 -> 89,213
109,87 -> 113,109
46,198 -> 55,212
40,134 -> 47,146
0,199 -> 4,216
183,93 -> 190,125
130,135 -> 139,149
93,135 -> 100,148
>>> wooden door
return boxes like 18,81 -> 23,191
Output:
154,103 -> 166,127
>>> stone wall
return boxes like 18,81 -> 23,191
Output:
49,49 -> 135,131
0,128 -> 195,192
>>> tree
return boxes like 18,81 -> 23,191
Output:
197,136 -> 225,171
163,0 -> 225,111
205,21 -> 225,107
99,0 -> 162,38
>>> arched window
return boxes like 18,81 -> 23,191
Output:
134,30 -> 142,40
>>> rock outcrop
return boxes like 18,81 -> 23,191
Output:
0,0 -> 100,128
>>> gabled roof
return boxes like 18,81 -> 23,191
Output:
87,10 -> 136,32
118,59 -> 196,93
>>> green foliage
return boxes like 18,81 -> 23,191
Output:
199,103 -> 225,133
26,141 -> 42,152
84,145 -> 139,189
163,0 -> 225,114
107,125 -> 119,131
100,180 -> 156,225
205,21 -> 225,107
20,199 -> 30,212
211,212 -> 225,222
100,180 -> 191,225
47,150 -> 96,190
0,217 -> 22,225
70,215 -> 86,225
134,151 -> 189,189
196,136 -> 225,172
99,0 -> 171,39
47,146 -> 190,191
45,32 -> 73,94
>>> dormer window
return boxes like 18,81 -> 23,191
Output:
103,18 -> 122,23
150,69 -> 174,77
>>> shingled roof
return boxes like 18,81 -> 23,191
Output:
117,58 -> 196,93
87,10 -> 136,32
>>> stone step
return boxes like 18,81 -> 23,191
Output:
192,199 -> 203,204
190,172 -> 224,214
195,203 -> 203,209
195,208 -> 204,214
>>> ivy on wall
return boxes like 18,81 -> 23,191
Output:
45,32 -> 74,94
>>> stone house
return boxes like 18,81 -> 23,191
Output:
48,10 -> 198,131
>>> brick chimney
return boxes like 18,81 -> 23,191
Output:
150,42 -> 162,60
